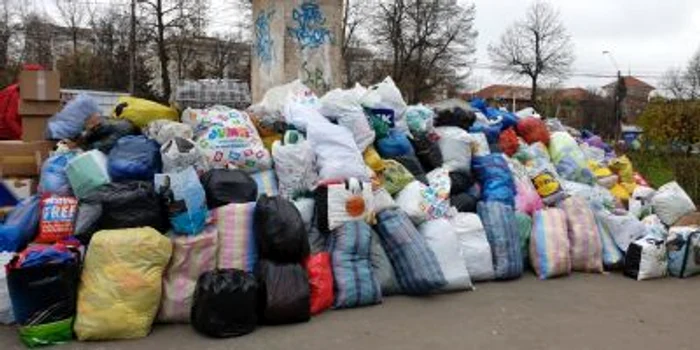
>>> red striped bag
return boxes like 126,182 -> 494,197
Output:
158,227 -> 217,323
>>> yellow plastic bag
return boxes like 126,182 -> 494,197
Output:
610,183 -> 630,202
112,96 -> 179,128
609,155 -> 635,183
363,146 -> 386,172
74,227 -> 172,341
588,160 -> 613,178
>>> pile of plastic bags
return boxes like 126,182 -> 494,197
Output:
1,80 -> 699,347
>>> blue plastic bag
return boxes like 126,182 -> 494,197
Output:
0,195 -> 40,252
39,152 -> 78,196
472,155 -> 516,207
375,129 -> 414,158
47,94 -> 101,140
108,135 -> 162,181
155,167 -> 208,236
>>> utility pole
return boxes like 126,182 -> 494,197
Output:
129,0 -> 136,95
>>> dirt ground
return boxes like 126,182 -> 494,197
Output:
1,272 -> 698,350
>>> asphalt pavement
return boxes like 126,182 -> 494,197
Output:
1,272 -> 698,350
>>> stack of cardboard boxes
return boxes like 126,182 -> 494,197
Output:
0,70 -> 61,205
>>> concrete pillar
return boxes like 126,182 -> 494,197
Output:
251,0 -> 343,102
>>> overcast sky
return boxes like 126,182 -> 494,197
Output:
33,0 -> 700,90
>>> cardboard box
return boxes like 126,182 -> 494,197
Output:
19,70 -> 61,101
19,100 -> 61,116
21,115 -> 50,142
0,141 -> 55,177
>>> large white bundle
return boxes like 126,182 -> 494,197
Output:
307,120 -> 369,181
418,219 -> 473,291
449,213 -> 495,281
320,85 -> 375,151
651,182 -> 696,226
271,132 -> 318,199
435,126 -> 472,172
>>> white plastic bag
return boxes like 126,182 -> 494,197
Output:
320,85 -> 375,151
325,178 -> 374,231
372,188 -> 398,215
160,137 -> 210,175
599,210 -> 648,252
450,213 -> 495,281
435,126 -> 472,172
629,186 -> 656,219
419,219 -> 473,291
468,132 -> 490,157
0,252 -> 13,324
651,181 -> 697,225
360,77 -> 408,132
272,132 -> 318,199
143,120 -> 194,145
283,101 -> 330,132
307,120 -> 369,181
395,181 -> 429,224
248,80 -> 319,123
625,236 -> 668,281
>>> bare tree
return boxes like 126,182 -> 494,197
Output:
342,0 -> 371,87
489,0 -> 574,107
139,0 -> 208,100
371,0 -> 478,103
684,49 -> 700,99
661,67 -> 689,99
22,13 -> 54,68
55,0 -> 88,54
0,0 -> 18,72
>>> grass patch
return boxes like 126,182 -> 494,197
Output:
628,151 -> 700,205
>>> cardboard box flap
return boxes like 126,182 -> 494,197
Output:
0,141 -> 55,177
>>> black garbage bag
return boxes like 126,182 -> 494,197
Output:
255,195 -> 309,263
201,169 -> 258,209
450,193 -> 478,213
191,269 -> 258,338
449,171 -> 475,195
74,181 -> 168,244
410,134 -> 443,172
79,118 -> 140,154
434,107 -> 476,130
256,260 -> 310,325
388,154 -> 428,184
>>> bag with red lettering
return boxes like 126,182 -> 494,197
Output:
36,195 -> 78,244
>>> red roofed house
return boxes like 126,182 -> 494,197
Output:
602,76 -> 655,124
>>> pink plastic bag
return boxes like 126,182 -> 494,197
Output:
514,178 -> 544,215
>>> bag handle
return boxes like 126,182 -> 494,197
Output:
344,178 -> 363,193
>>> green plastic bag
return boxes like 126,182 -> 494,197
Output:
515,212 -> 533,266
381,160 -> 415,195
19,318 -> 74,348
66,150 -> 111,199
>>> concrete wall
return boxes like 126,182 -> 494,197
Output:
251,0 -> 343,102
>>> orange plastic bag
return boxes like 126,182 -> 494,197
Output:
303,252 -> 334,315
498,128 -> 519,156
517,117 -> 550,145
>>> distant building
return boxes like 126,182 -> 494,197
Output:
602,76 -> 655,124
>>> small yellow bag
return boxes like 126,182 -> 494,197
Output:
112,96 -> 179,128
74,227 -> 172,341
363,146 -> 386,172
609,155 -> 635,183
610,183 -> 630,202
588,160 -> 613,178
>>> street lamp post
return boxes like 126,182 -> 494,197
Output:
603,51 -> 624,144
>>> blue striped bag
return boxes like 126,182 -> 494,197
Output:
327,221 -> 382,309
375,209 -> 446,295
477,201 -> 523,280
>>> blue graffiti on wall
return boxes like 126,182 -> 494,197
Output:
255,9 -> 275,65
287,1 -> 332,49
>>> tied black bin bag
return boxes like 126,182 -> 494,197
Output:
254,195 -> 310,263
434,106 -> 476,130
257,260 -> 310,325
449,171 -> 475,195
201,169 -> 258,209
7,255 -> 81,326
74,181 -> 168,244
191,269 -> 258,338
410,134 -> 443,172
451,193 -> 478,213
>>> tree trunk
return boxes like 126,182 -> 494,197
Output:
156,0 -> 171,101
531,75 -> 538,110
